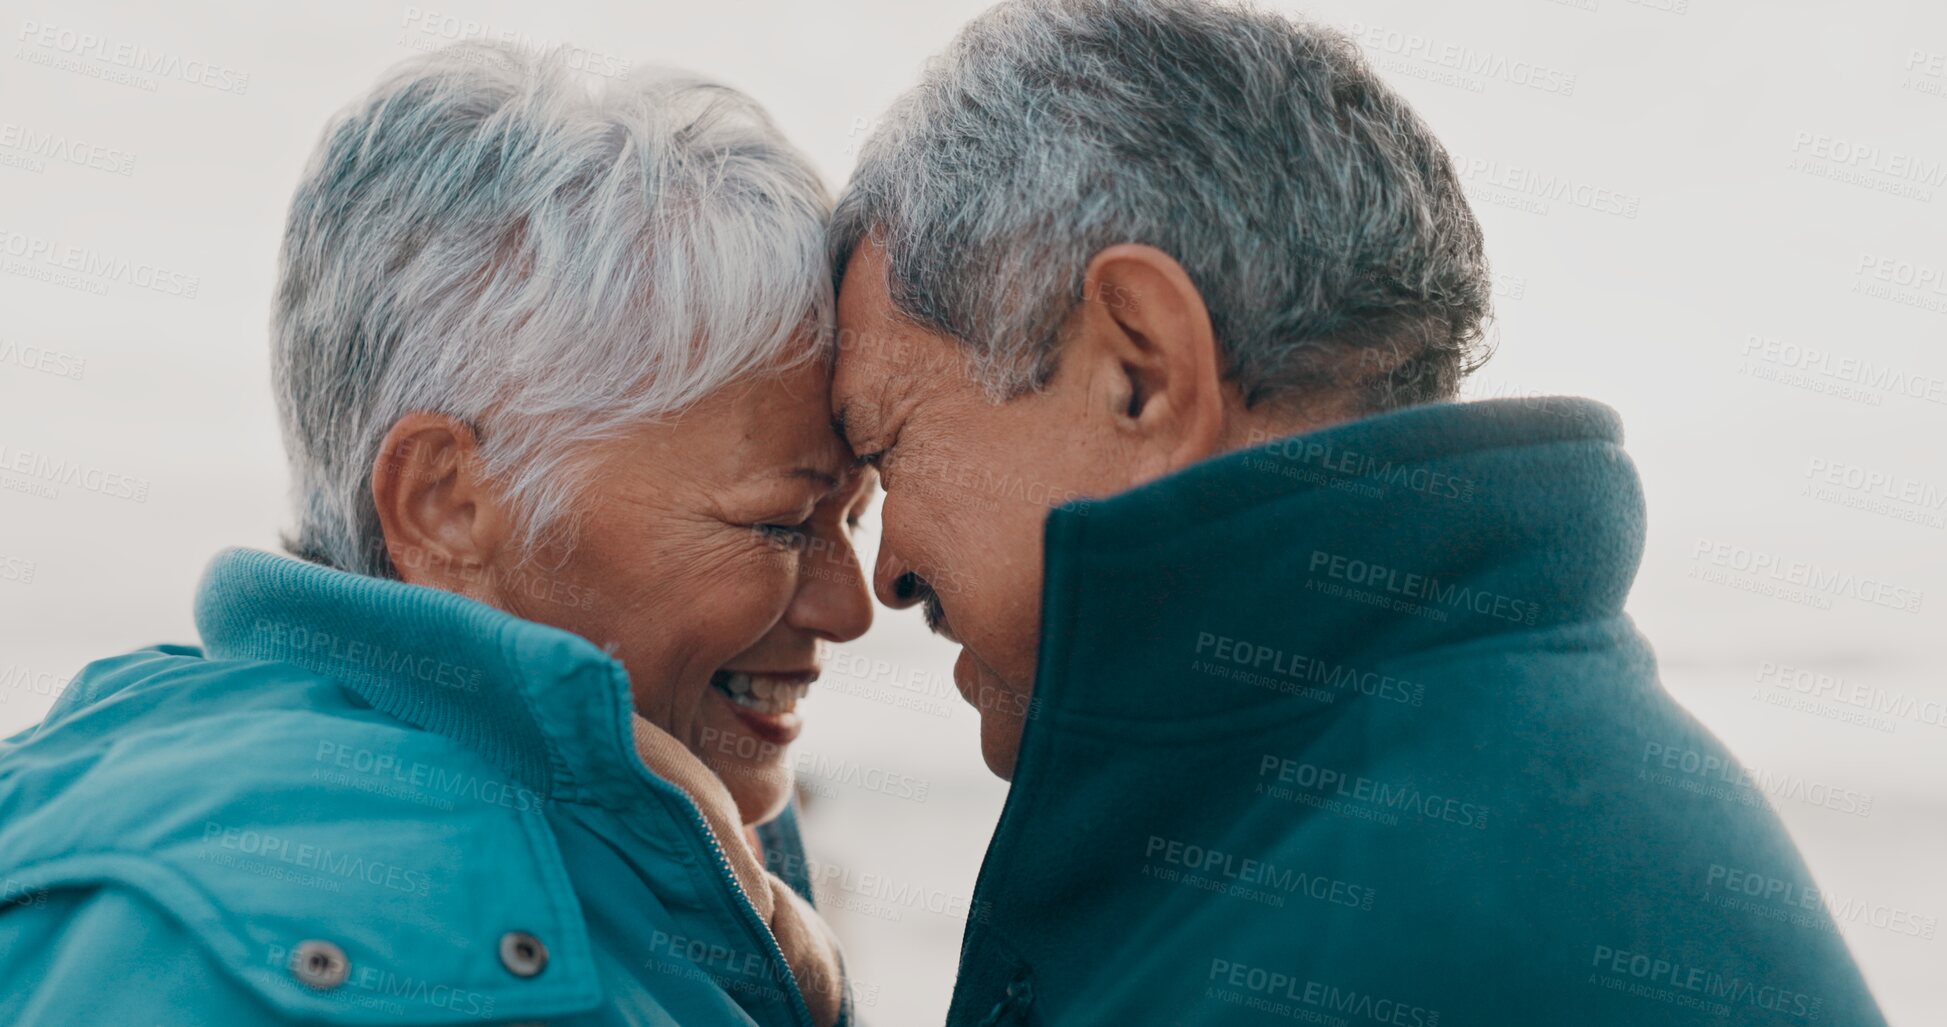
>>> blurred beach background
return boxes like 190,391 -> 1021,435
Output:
1,0 -> 1942,1023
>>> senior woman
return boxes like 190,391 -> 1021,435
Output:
0,44 -> 871,1027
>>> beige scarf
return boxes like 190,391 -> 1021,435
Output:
630,714 -> 844,1027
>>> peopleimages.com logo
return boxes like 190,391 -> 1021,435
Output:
1257,756 -> 1490,829
1142,835 -> 1376,912
1344,20 -> 1576,96
1640,740 -> 1875,817
14,20 -> 249,94
1307,550 -> 1542,625
1704,863 -> 1938,941
1689,539 -> 1924,614
1194,631 -> 1426,706
1206,959 -> 1440,1027
0,227 -> 200,298
1588,945 -> 1823,1021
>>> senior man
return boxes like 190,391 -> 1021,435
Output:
830,1 -> 1888,1024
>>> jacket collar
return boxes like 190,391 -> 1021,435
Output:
194,547 -> 645,809
1029,396 -> 1643,726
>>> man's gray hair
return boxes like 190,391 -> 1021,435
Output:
831,0 -> 1491,410
274,43 -> 832,578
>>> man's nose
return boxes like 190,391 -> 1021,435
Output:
873,544 -> 924,610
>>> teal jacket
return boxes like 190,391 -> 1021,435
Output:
946,398 -> 1887,1027
0,549 -> 843,1026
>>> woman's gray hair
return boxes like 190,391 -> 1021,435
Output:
274,42 -> 832,578
831,0 -> 1491,411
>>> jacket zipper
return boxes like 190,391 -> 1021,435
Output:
636,767 -> 817,1027
947,510 -> 1087,1025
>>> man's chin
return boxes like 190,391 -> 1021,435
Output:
978,715 -> 1021,781
955,648 -> 1024,779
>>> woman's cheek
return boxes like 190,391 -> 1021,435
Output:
679,532 -> 799,648
734,543 -> 809,624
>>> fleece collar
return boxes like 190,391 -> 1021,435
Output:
1027,396 -> 1643,727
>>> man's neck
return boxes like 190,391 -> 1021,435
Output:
1215,389 -> 1365,456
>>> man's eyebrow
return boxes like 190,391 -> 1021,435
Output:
831,403 -> 854,450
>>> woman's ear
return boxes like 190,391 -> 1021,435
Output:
369,412 -> 511,599
1073,243 -> 1225,484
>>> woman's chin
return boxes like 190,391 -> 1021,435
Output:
697,689 -> 800,824
736,780 -> 796,828
717,756 -> 796,826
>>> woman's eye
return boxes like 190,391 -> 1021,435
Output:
756,521 -> 811,546
862,448 -> 892,489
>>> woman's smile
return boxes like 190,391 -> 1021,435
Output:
708,667 -> 818,745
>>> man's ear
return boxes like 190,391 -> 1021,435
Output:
1072,243 -> 1226,483
370,412 -> 511,599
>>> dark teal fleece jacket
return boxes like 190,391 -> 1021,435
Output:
945,397 -> 1885,1027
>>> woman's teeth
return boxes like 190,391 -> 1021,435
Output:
709,671 -> 811,716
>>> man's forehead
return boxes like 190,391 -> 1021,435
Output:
830,317 -> 891,422
832,258 -> 912,426
831,355 -> 908,449
831,240 -> 984,445
832,315 -> 975,434
833,320 -> 900,378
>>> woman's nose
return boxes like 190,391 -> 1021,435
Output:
786,536 -> 873,643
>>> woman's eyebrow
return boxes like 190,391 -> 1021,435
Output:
779,467 -> 841,490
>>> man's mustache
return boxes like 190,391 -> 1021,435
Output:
896,571 -> 953,640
